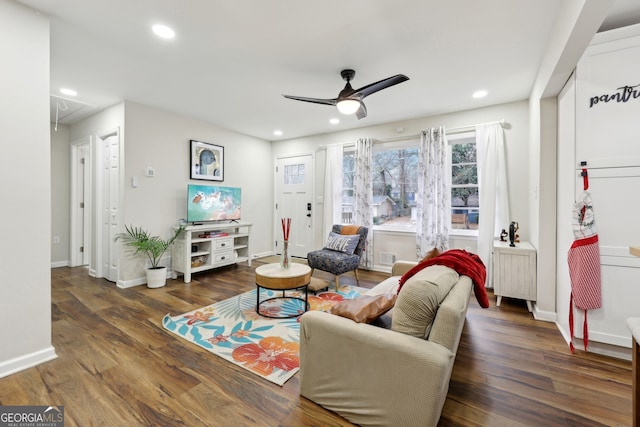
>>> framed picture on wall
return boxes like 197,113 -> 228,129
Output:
190,140 -> 224,181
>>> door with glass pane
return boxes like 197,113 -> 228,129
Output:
275,155 -> 314,258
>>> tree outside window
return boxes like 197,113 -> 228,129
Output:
371,147 -> 418,227
341,136 -> 479,231
341,145 -> 419,228
451,140 -> 479,230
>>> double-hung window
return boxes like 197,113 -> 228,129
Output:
342,139 -> 419,229
449,132 -> 479,232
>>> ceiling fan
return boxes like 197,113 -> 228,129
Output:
283,69 -> 409,119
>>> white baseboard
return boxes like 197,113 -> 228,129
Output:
117,278 -> 146,289
51,260 -> 69,268
116,268 -> 175,289
532,304 -> 556,322
252,251 -> 274,259
0,346 -> 57,379
371,264 -> 392,274
555,321 -> 632,360
579,340 -> 632,361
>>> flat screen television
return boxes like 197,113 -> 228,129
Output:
187,184 -> 241,223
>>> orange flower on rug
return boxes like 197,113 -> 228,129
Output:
162,285 -> 363,385
232,336 -> 299,377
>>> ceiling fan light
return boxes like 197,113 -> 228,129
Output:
336,99 -> 360,115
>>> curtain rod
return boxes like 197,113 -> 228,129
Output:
317,119 -> 506,148
317,141 -> 356,150
446,118 -> 506,135
374,118 -> 506,143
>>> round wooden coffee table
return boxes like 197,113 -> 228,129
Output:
255,263 -> 312,319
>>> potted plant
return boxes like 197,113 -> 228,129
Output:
116,224 -> 185,288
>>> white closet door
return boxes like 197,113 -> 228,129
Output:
99,130 -> 120,283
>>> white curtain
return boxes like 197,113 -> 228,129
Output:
416,127 -> 451,258
476,123 -> 509,286
323,143 -> 344,238
354,137 -> 373,269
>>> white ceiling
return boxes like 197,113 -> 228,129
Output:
17,0 -> 640,141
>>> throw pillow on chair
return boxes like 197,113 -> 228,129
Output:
307,224 -> 368,291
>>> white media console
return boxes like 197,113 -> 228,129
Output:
172,222 -> 252,283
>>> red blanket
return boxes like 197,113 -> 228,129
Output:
397,249 -> 489,308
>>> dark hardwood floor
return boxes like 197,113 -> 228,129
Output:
0,260 -> 632,426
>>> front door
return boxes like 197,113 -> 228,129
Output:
275,154 -> 314,258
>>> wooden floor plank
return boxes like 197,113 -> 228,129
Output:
0,262 -> 632,426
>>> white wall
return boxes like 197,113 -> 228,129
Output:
119,101 -> 273,281
528,0 -> 615,321
70,103 -> 125,141
0,0 -> 56,377
51,123 -> 70,267
272,100 -> 531,271
66,101 -> 273,284
556,74 -> 576,348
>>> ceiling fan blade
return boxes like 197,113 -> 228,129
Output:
282,95 -> 337,106
356,102 -> 367,120
354,74 -> 409,99
283,71 -> 407,118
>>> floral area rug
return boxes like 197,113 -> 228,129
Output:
162,284 -> 363,386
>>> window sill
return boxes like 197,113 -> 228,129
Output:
372,225 -> 416,234
450,229 -> 479,238
372,225 -> 478,239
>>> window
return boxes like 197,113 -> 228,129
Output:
342,150 -> 355,224
340,133 -> 479,232
342,140 -> 419,229
283,163 -> 305,185
450,132 -> 479,231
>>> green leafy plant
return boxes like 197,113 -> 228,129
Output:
116,225 -> 185,269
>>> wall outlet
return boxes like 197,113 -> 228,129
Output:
53,236 -> 60,245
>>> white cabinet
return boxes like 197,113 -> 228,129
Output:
493,241 -> 536,312
172,222 -> 251,283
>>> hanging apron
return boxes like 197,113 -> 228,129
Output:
567,168 -> 602,353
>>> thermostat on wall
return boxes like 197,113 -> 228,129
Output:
145,166 -> 155,177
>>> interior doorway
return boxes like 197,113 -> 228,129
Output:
70,128 -> 122,283
70,137 -> 91,268
275,154 -> 314,258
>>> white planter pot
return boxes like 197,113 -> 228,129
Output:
146,267 -> 167,288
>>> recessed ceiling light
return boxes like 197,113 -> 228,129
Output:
60,88 -> 77,96
152,24 -> 175,39
329,118 -> 340,125
274,130 -> 283,136
473,90 -> 488,99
